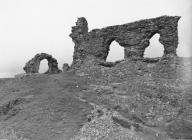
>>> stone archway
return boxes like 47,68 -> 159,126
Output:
23,53 -> 61,74
106,41 -> 124,62
39,59 -> 49,73
144,33 -> 164,58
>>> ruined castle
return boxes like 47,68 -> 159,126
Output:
23,15 -> 180,74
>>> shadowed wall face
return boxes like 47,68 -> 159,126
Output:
70,16 -> 180,69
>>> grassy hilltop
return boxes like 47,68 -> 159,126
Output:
0,57 -> 192,140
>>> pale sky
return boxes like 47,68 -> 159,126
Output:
0,0 -> 191,77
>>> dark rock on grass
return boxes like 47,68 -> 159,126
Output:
112,116 -> 142,132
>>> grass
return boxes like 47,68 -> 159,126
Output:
0,126 -> 28,140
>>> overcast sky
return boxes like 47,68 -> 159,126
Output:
0,0 -> 191,77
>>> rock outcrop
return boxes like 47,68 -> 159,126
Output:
70,16 -> 180,69
23,53 -> 61,74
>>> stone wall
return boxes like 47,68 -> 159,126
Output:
70,16 -> 180,70
23,53 -> 61,74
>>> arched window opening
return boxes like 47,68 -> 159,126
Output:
39,59 -> 49,73
144,34 -> 164,58
106,41 -> 124,62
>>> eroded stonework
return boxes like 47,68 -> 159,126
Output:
23,53 -> 61,74
70,16 -> 180,69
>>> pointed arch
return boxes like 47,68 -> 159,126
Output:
144,33 -> 164,58
106,41 -> 124,62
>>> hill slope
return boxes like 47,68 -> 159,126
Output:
0,57 -> 192,140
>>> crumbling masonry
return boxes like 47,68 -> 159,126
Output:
23,53 -> 61,74
70,16 -> 180,69
24,16 -> 180,73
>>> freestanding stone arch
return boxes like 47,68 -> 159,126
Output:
70,16 -> 180,69
23,53 -> 61,74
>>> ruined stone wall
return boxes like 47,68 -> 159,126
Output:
70,16 -> 180,69
23,53 -> 61,74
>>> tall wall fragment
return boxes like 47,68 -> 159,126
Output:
70,16 -> 180,69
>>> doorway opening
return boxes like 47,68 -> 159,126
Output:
39,59 -> 49,73
106,41 -> 124,62
144,34 -> 164,58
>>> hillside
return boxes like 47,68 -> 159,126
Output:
0,57 -> 192,140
